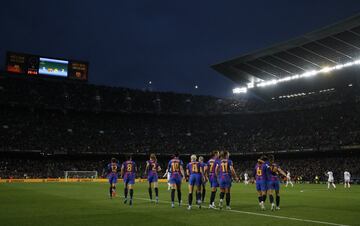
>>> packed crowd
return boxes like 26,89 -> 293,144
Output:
1,154 -> 359,182
1,102 -> 360,154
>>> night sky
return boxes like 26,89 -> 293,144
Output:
1,1 -> 360,97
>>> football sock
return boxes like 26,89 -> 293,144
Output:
155,187 -> 159,198
177,190 -> 182,204
262,195 -> 267,202
276,195 -> 280,207
269,194 -> 274,204
188,193 -> 193,206
171,189 -> 175,203
258,196 -> 262,203
129,189 -> 134,200
225,193 -> 230,206
210,191 -> 216,204
124,187 -> 128,199
109,186 -> 112,197
148,187 -> 152,200
220,192 -> 225,200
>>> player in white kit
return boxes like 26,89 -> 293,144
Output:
344,171 -> 351,188
285,171 -> 294,187
326,171 -> 336,189
244,172 -> 249,185
163,169 -> 171,190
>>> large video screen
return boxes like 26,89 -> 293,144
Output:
6,51 -> 88,81
38,57 -> 68,77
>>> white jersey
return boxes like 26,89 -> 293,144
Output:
167,171 -> 171,181
244,173 -> 249,180
327,171 -> 334,182
286,172 -> 291,180
344,171 -> 351,181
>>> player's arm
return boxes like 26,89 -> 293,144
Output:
162,169 -> 168,178
215,164 -> 219,178
277,167 -> 287,178
200,165 -> 205,181
144,162 -> 149,176
230,166 -> 239,182
157,164 -> 162,172
120,165 -> 124,178
204,165 -> 209,181
180,165 -> 185,181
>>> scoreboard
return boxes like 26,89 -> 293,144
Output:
6,51 -> 88,81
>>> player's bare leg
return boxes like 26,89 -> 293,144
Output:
332,182 -> 336,189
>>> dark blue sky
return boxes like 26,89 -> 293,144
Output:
1,0 -> 360,97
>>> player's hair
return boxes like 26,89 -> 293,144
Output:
111,158 -> 117,163
126,154 -> 132,160
211,150 -> 219,157
260,155 -> 268,161
220,151 -> 229,159
174,152 -> 179,158
191,154 -> 197,161
269,155 -> 275,162
150,153 -> 157,161
199,156 -> 204,162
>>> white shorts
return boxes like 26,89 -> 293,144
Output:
344,178 -> 350,183
167,174 -> 171,182
328,179 -> 334,183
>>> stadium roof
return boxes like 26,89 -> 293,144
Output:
212,14 -> 360,87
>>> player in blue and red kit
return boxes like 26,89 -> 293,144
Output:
121,155 -> 137,206
215,151 -> 239,210
198,156 -> 207,203
145,153 -> 161,203
254,155 -> 268,210
167,152 -> 185,208
186,155 -> 205,210
266,155 -> 286,211
207,150 -> 220,208
107,158 -> 121,198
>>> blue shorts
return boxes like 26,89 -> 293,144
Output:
147,174 -> 158,183
123,174 -> 135,185
169,174 -> 182,185
209,174 -> 219,188
267,180 -> 280,191
219,175 -> 232,189
189,174 -> 201,186
256,181 -> 267,191
108,174 -> 118,184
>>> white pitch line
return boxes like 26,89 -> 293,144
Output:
122,196 -> 350,226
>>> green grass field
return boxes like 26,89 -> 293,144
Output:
0,182 -> 358,226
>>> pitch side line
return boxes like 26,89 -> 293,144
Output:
123,196 -> 350,226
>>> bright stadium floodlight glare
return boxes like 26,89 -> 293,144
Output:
252,59 -> 360,88
232,87 -> 247,94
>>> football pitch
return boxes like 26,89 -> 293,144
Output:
0,182 -> 358,226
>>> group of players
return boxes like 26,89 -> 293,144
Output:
106,151 -> 293,211
106,151 -> 352,211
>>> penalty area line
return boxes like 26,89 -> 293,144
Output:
124,196 -> 350,226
